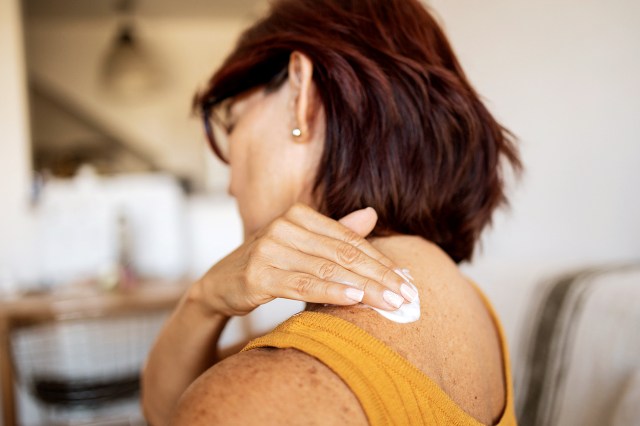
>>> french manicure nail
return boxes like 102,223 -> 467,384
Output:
400,283 -> 418,302
345,288 -> 364,302
383,290 -> 404,309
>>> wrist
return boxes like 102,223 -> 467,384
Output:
185,277 -> 226,319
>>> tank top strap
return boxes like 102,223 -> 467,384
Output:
242,308 -> 516,425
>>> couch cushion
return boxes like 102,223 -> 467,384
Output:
516,264 -> 640,426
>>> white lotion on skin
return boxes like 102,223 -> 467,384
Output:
367,268 -> 420,324
340,268 -> 421,324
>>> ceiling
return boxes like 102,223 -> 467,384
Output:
23,0 -> 268,19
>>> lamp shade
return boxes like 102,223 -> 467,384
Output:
100,22 -> 161,99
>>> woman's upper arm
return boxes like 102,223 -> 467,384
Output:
171,347 -> 366,426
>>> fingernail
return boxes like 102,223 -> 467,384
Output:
345,288 -> 364,302
400,283 -> 418,302
383,290 -> 404,309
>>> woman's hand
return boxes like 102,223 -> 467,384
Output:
191,203 -> 417,317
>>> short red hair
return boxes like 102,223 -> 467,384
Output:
194,0 -> 521,263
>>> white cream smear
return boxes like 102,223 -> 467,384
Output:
338,268 -> 421,324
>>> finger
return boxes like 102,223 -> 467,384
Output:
337,207 -> 378,237
273,245 -> 406,310
266,268 -> 366,306
284,203 -> 397,270
268,220 -> 415,306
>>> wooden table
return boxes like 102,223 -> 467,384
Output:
0,280 -> 188,426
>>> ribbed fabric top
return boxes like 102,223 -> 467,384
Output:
241,285 -> 517,426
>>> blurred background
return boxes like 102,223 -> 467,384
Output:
0,0 -> 638,425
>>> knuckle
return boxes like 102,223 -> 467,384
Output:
318,262 -> 338,280
342,229 -> 363,246
292,275 -> 315,297
380,267 -> 397,285
264,218 -> 285,237
336,242 -> 362,265
244,263 -> 269,294
288,202 -> 306,217
361,278 -> 378,294
286,202 -> 315,222
244,261 -> 260,285
251,238 -> 273,257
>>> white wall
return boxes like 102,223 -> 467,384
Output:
427,0 -> 640,366
0,0 -> 33,290
24,16 -> 252,191
0,0 -> 33,421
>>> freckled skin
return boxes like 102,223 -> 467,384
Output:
172,235 -> 506,426
305,235 -> 506,424
174,348 -> 366,425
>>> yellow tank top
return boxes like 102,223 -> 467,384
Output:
241,286 -> 517,426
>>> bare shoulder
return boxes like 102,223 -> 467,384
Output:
172,346 -> 367,426
172,235 -> 506,425
307,234 -> 507,425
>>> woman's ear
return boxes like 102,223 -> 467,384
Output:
288,51 -> 315,141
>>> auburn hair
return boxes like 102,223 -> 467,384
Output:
194,0 -> 521,263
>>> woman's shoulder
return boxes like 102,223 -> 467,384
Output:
307,234 -> 460,361
173,235 -> 507,425
309,234 -> 489,351
308,234 -> 508,425
172,344 -> 367,425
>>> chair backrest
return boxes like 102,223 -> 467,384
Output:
11,310 -> 170,422
515,264 -> 640,426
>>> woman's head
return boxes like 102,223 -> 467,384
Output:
195,0 -> 521,262
201,51 -> 326,240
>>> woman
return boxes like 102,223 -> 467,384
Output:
142,0 -> 521,424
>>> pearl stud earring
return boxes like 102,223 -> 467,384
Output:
292,128 -> 302,137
